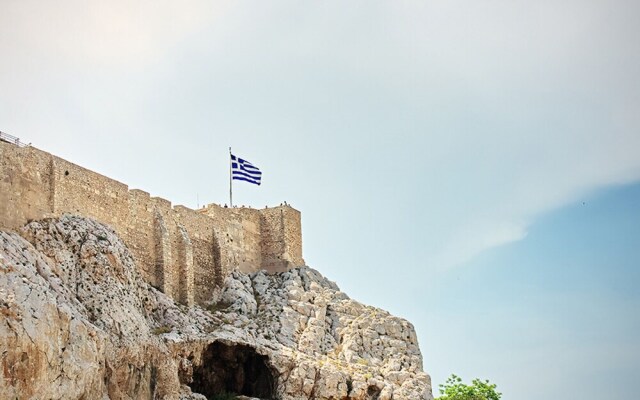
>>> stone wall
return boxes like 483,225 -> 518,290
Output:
174,206 -> 218,305
127,189 -> 161,288
0,140 -> 305,306
260,206 -> 303,272
52,156 -> 130,235
199,205 -> 263,274
0,143 -> 54,228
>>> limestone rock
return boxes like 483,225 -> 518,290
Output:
215,268 -> 432,399
0,215 -> 432,399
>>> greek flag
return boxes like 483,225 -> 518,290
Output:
231,153 -> 262,185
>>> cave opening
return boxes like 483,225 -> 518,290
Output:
190,341 -> 276,400
366,385 -> 382,400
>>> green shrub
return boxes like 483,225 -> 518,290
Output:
436,374 -> 501,400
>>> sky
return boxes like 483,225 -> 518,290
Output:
1,1 -> 639,398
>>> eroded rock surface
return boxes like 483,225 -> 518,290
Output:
0,215 -> 432,399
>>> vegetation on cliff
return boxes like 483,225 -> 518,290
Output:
436,374 -> 501,400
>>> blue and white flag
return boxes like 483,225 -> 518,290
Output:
231,153 -> 262,185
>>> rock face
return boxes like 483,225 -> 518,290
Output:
0,215 -> 432,399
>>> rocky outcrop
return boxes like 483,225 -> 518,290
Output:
0,215 -> 432,399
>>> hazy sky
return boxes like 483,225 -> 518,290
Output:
1,1 -> 639,398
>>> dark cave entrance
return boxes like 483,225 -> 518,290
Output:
190,341 -> 276,400
367,385 -> 382,399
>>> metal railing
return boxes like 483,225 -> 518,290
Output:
0,131 -> 28,147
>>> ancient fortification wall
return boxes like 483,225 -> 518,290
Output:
0,141 -> 304,306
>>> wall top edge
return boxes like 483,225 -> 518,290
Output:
3,142 -> 301,216
202,203 -> 301,213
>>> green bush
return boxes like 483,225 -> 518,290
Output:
436,374 -> 501,400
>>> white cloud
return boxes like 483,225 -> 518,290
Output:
434,219 -> 529,270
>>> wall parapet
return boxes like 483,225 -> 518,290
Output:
0,141 -> 304,306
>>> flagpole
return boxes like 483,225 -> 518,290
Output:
229,147 -> 233,207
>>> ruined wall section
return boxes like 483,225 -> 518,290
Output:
259,206 -> 304,273
152,198 -> 178,300
259,207 -> 286,273
228,208 -> 263,274
0,142 -> 197,304
0,143 -> 54,229
127,189 -> 159,288
51,157 -> 130,236
0,141 -> 304,307
174,206 -> 216,305
176,224 -> 194,306
200,205 -> 263,275
282,207 -> 303,267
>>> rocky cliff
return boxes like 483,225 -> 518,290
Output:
0,215 -> 432,399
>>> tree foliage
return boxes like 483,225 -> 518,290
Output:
436,374 -> 501,400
